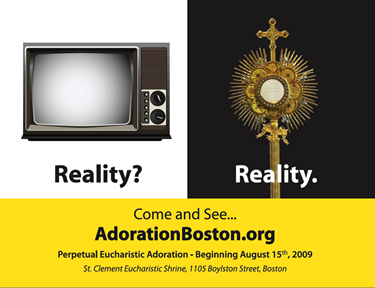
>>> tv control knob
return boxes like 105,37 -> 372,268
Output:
151,91 -> 166,106
151,109 -> 165,124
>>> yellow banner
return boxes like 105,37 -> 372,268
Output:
0,199 -> 374,287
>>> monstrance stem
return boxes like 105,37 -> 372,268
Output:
269,119 -> 280,198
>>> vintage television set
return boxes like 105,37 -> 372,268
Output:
22,43 -> 170,140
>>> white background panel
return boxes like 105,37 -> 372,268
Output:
0,0 -> 187,198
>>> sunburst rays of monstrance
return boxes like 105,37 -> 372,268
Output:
229,18 -> 318,198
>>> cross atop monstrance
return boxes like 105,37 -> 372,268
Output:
229,18 -> 318,198
256,18 -> 289,61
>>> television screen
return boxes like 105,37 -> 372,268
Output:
22,43 -> 171,141
32,53 -> 132,126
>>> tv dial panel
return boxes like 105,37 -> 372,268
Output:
141,89 -> 167,125
141,47 -> 168,127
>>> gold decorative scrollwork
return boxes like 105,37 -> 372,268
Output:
256,122 -> 289,145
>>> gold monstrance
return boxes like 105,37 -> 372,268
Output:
229,18 -> 318,198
